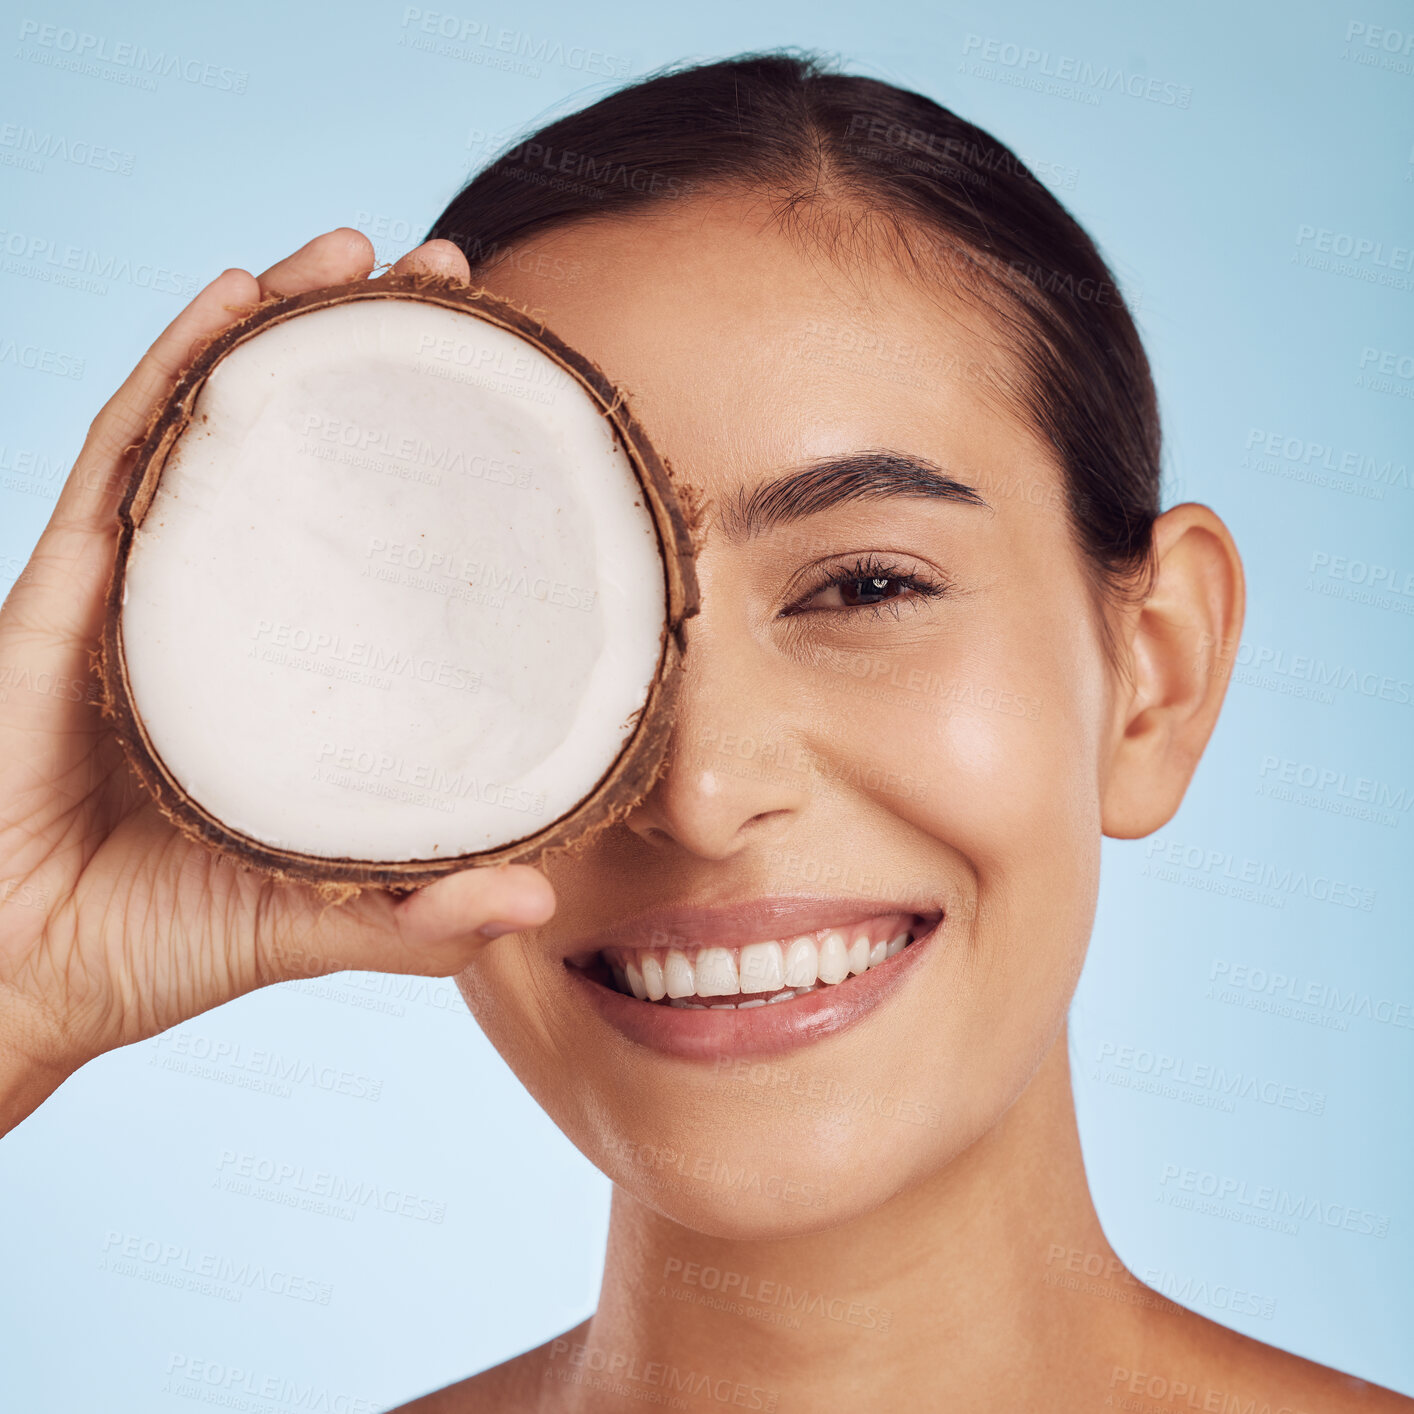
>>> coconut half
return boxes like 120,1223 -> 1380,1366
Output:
98,275 -> 699,892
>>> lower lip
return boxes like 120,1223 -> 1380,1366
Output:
563,917 -> 942,1061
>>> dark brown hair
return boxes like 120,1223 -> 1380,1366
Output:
427,49 -> 1160,624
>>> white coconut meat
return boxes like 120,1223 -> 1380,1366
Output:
119,298 -> 667,861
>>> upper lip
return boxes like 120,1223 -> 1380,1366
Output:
560,894 -> 945,966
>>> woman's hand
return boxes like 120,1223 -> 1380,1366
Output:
0,230 -> 556,1135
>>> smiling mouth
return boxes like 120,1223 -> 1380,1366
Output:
569,911 -> 927,1009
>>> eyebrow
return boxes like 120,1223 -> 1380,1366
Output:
716,451 -> 991,541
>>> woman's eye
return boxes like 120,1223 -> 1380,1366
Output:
789,569 -> 936,615
780,559 -> 948,618
834,576 -> 914,608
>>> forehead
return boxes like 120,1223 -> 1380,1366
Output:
471,194 -> 1058,510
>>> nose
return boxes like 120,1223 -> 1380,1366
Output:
623,614 -> 810,859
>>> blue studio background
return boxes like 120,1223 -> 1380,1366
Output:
2,1 -> 1411,1408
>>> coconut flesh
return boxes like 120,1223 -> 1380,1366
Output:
101,279 -> 698,890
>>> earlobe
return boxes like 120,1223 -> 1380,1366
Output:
1100,503 -> 1246,840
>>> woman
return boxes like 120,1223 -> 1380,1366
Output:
0,51 -> 1404,1413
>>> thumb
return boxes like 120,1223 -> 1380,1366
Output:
259,863 -> 557,984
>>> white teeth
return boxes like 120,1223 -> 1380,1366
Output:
664,949 -> 696,999
739,940 -> 785,993
641,954 -> 667,1002
694,946 -> 739,997
601,921 -> 923,1007
783,934 -> 819,988
817,930 -> 850,985
847,933 -> 871,976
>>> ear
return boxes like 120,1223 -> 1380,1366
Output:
1100,503 -> 1246,839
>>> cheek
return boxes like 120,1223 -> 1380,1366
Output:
827,597 -> 1104,855
812,583 -> 1109,1027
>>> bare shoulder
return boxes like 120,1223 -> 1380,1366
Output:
384,1303 -> 1411,1412
1130,1299 -> 1414,1413
384,1317 -> 593,1414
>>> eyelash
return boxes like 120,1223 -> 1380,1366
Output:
780,555 -> 951,619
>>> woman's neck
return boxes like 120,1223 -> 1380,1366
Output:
570,1020 -> 1157,1412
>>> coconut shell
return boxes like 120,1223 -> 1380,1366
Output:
97,274 -> 700,894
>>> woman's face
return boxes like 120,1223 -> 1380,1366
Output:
456,193 -> 1122,1238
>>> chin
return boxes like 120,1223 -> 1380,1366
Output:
591,1116 -> 929,1242
461,978 -> 1060,1247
